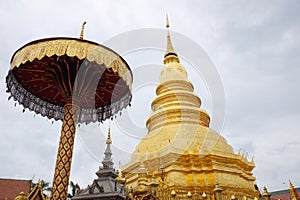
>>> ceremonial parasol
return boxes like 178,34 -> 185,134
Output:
6,22 -> 132,200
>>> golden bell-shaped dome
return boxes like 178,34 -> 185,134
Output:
122,17 -> 259,200
14,192 -> 29,200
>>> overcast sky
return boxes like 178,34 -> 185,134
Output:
0,0 -> 299,193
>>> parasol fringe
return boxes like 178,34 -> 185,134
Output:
6,70 -> 132,124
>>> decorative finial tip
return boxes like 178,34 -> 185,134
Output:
80,21 -> 87,40
106,126 -> 112,144
163,14 -> 180,64
166,14 -> 170,28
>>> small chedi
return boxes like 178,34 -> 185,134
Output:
72,127 -> 126,200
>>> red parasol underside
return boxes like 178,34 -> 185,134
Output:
12,55 -> 129,108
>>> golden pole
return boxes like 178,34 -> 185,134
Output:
50,103 -> 78,200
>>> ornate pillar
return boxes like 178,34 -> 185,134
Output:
50,103 -> 78,200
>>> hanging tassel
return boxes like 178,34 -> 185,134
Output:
52,121 -> 54,124
22,109 -> 25,113
14,103 -> 17,107
8,96 -> 12,100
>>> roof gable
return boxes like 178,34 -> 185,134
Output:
27,182 -> 48,200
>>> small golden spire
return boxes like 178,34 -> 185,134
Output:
79,21 -> 87,40
37,179 -> 42,189
14,192 -> 29,200
164,15 -> 179,64
106,126 -> 112,144
289,180 -> 300,200
171,190 -> 177,197
262,186 -> 271,200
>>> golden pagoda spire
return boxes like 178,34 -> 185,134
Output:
79,21 -> 87,40
106,125 -> 112,144
102,125 -> 113,169
164,15 -> 179,64
289,180 -> 300,200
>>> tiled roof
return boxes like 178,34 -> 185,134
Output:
0,178 -> 31,200
270,187 -> 300,200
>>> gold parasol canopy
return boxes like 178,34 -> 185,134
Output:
7,37 -> 132,124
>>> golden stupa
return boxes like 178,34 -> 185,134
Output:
122,17 -> 260,199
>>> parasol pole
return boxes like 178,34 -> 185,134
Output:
50,101 -> 79,200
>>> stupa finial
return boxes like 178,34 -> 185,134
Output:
164,15 -> 179,64
106,124 -> 112,144
102,125 -> 113,169
166,14 -> 170,28
80,21 -> 87,40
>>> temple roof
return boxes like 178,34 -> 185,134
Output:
270,183 -> 300,200
0,179 -> 31,200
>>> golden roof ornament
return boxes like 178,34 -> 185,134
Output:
214,183 -> 223,193
171,190 -> 177,197
116,170 -> 125,186
289,180 -> 300,200
262,186 -> 271,200
14,192 -> 29,200
149,173 -> 159,188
